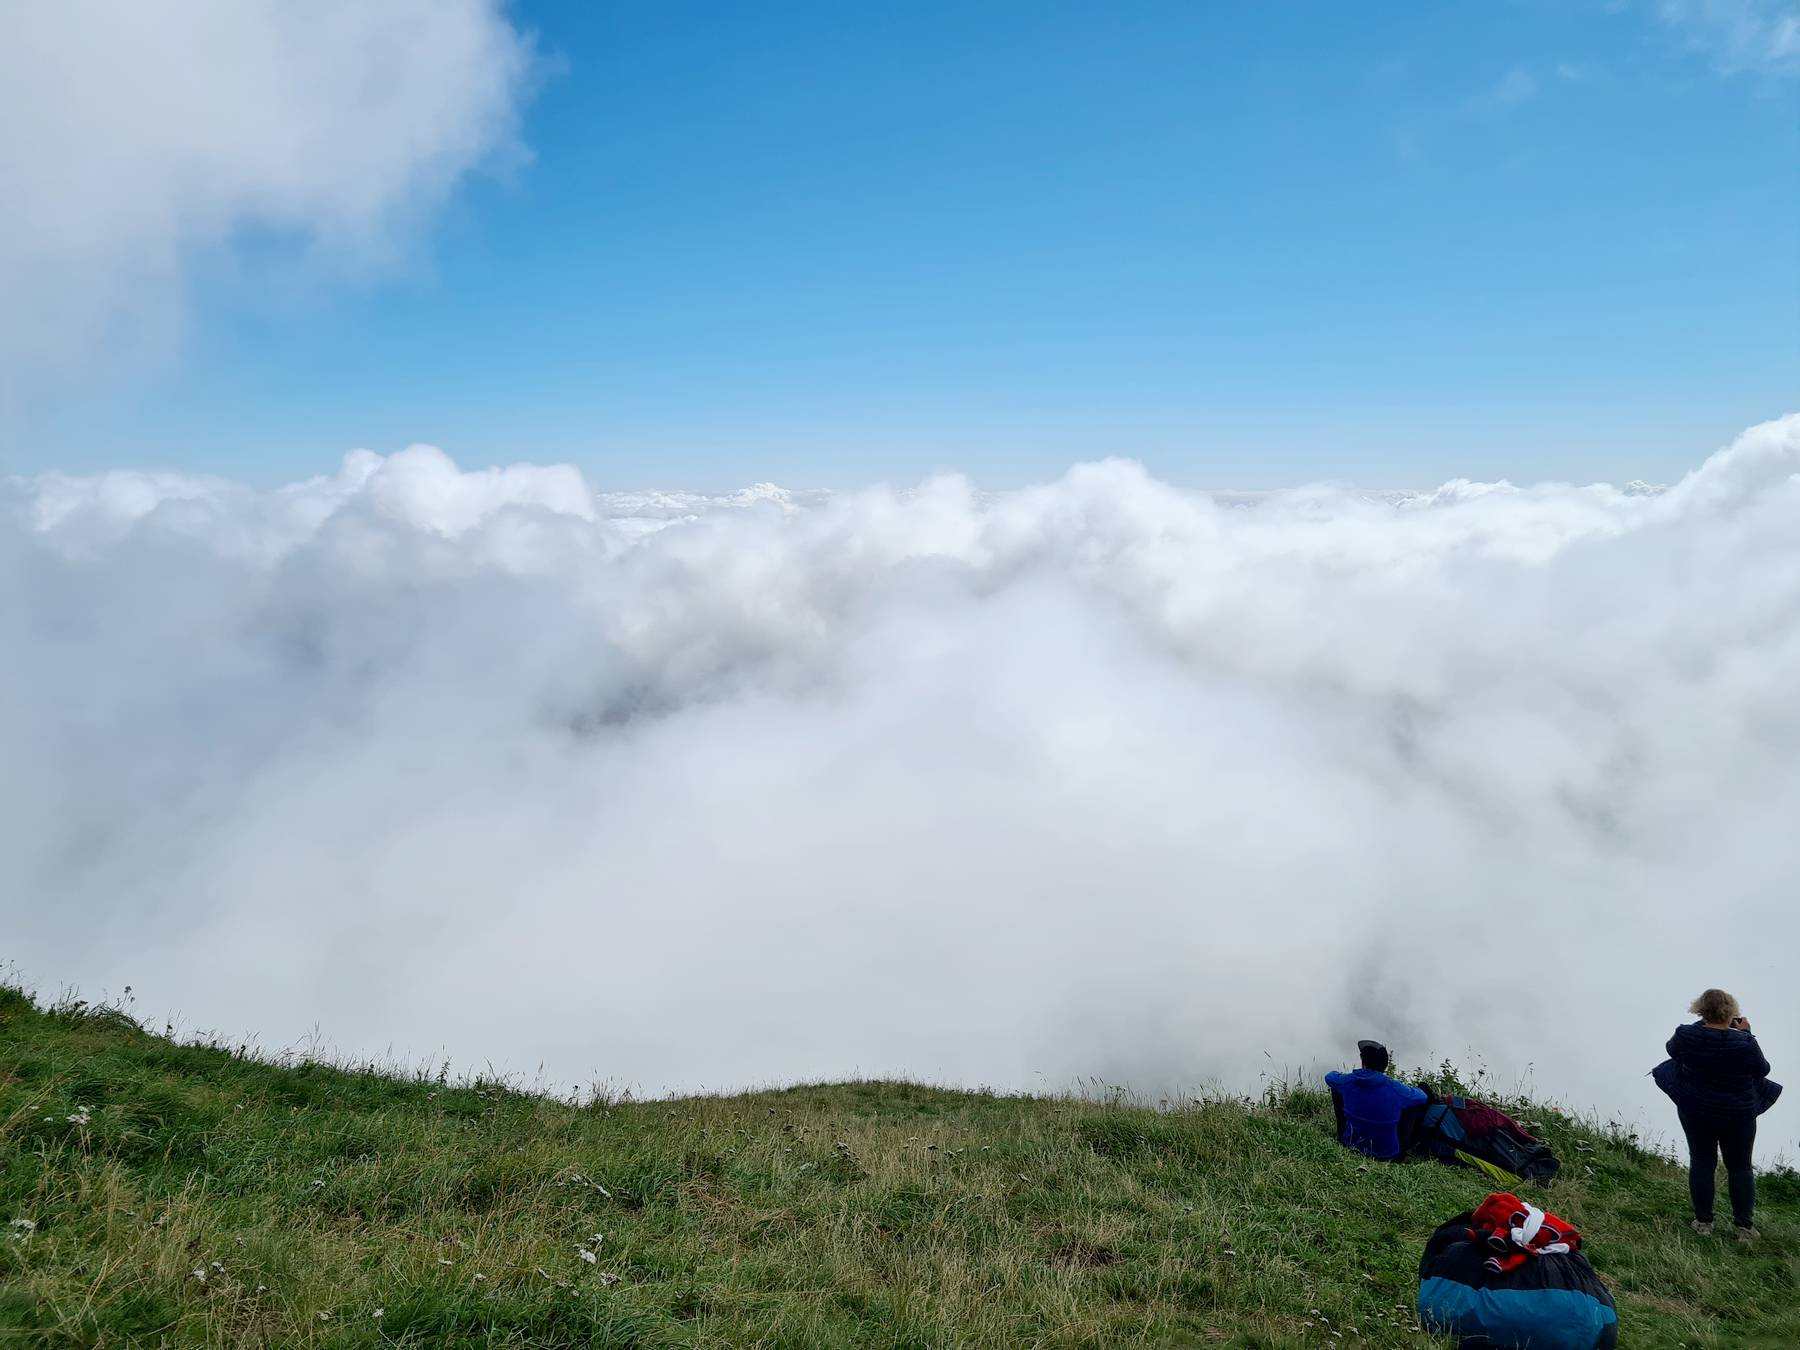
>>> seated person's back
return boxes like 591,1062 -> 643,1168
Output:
1326,1039 -> 1427,1161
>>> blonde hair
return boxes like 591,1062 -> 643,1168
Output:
1689,989 -> 1741,1024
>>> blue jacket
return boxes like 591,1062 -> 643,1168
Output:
1326,1068 -> 1428,1160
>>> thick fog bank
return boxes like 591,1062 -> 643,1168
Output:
5,421 -> 1798,1134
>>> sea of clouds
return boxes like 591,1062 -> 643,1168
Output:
5,418 -> 1798,1135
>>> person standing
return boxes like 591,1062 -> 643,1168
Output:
1658,989 -> 1778,1241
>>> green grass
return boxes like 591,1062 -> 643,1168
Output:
1,986 -> 1795,1348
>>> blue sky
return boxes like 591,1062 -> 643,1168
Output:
11,0 -> 1799,489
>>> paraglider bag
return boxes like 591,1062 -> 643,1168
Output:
1411,1095 -> 1560,1184
1418,1213 -> 1618,1350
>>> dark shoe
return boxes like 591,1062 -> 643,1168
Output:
1690,1220 -> 1713,1236
1735,1224 -> 1759,1243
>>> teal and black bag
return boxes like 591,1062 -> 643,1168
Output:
1418,1213 -> 1617,1350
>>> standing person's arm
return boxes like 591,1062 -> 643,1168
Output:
1745,1035 -> 1771,1079
1731,1016 -> 1771,1078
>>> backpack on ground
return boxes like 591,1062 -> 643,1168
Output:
1411,1094 -> 1560,1185
1417,1208 -> 1617,1350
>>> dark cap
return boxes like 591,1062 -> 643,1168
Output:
1356,1039 -> 1387,1055
1356,1039 -> 1390,1069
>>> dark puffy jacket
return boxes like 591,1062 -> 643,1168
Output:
1664,1022 -> 1771,1118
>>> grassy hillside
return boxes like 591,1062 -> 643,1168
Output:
1,988 -> 1795,1348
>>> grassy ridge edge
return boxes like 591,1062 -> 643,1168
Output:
2,986 -> 1796,1348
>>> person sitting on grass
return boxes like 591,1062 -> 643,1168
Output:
1326,1039 -> 1427,1162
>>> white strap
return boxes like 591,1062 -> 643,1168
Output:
1507,1203 -> 1572,1257
1511,1204 -> 1545,1248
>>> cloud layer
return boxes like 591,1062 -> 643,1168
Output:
0,0 -> 534,406
1659,0 -> 1800,76
5,422 -> 1799,1130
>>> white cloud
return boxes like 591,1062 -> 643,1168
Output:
1658,0 -> 1800,75
0,1 -> 536,408
1490,67 -> 1540,103
4,420 -> 1799,1134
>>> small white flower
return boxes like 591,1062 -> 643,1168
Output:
577,1248 -> 597,1264
191,1268 -> 207,1283
318,1310 -> 332,1321
373,1308 -> 384,1319
438,1258 -> 454,1266
474,1273 -> 486,1282
66,1107 -> 91,1126
7,1219 -> 34,1234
